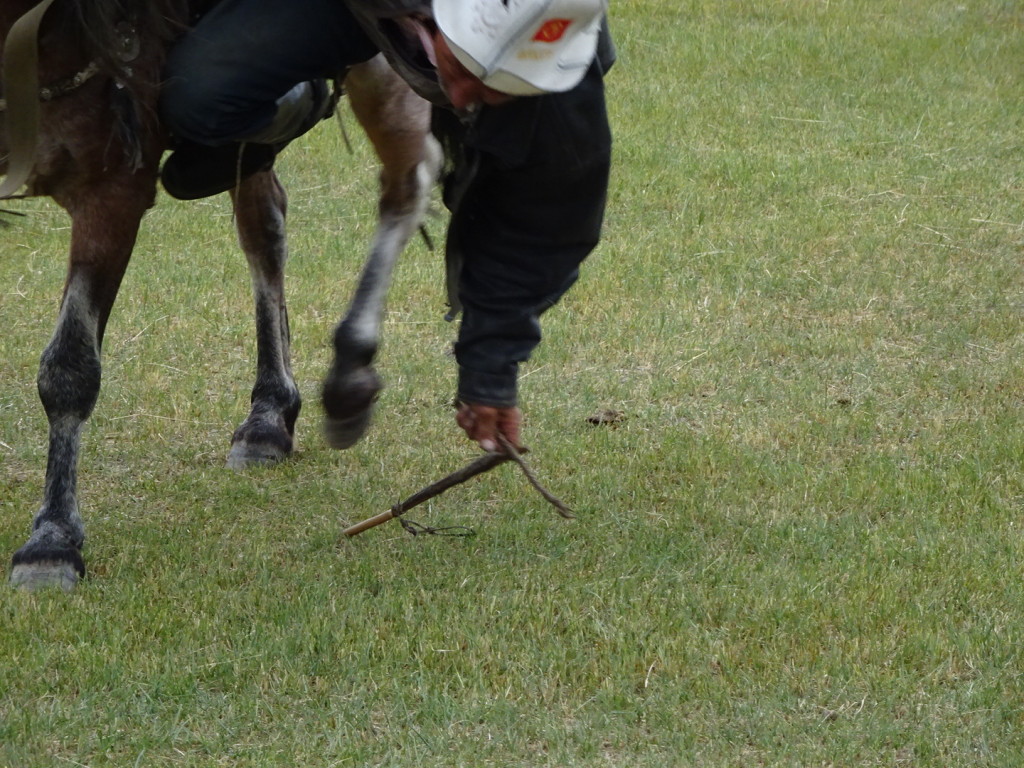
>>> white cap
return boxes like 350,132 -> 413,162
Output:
433,0 -> 607,96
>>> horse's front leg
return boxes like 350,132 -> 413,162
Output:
226,170 -> 302,468
321,56 -> 441,449
10,189 -> 149,591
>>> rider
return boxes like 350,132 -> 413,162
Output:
159,0 -> 614,453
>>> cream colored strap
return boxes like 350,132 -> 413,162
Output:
0,0 -> 59,199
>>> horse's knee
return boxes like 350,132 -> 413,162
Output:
37,333 -> 101,421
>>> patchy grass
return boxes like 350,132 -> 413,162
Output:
2,1 -> 1023,765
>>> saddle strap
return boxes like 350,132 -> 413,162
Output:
0,0 -> 58,199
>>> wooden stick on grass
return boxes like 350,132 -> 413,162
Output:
494,435 -> 575,519
342,437 -> 573,538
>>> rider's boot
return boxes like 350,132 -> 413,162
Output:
160,79 -> 335,201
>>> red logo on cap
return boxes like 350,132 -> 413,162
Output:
533,19 -> 572,43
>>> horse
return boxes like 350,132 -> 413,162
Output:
1,0 -> 441,590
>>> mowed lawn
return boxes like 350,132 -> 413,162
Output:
1,1 -> 1022,765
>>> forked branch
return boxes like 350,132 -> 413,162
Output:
341,437 -> 574,538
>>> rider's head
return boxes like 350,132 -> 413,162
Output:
432,0 -> 607,109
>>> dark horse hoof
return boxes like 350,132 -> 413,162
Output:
322,365 -> 382,450
226,438 -> 292,470
10,546 -> 85,592
227,412 -> 298,470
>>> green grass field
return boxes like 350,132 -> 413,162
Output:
2,1 -> 1023,765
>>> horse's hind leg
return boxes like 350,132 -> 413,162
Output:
10,184 -> 152,591
227,170 -> 302,468
321,55 -> 442,449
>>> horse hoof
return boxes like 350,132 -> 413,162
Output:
226,440 -> 290,470
227,409 -> 296,469
321,365 -> 381,450
323,402 -> 376,450
10,561 -> 80,592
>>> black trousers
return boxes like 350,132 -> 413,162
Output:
160,0 -> 376,144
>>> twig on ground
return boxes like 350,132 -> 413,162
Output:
496,434 -> 574,519
341,438 -> 574,538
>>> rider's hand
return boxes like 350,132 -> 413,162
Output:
456,403 -> 522,453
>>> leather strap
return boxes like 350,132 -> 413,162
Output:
0,0 -> 59,199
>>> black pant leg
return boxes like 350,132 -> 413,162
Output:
160,0 -> 379,145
